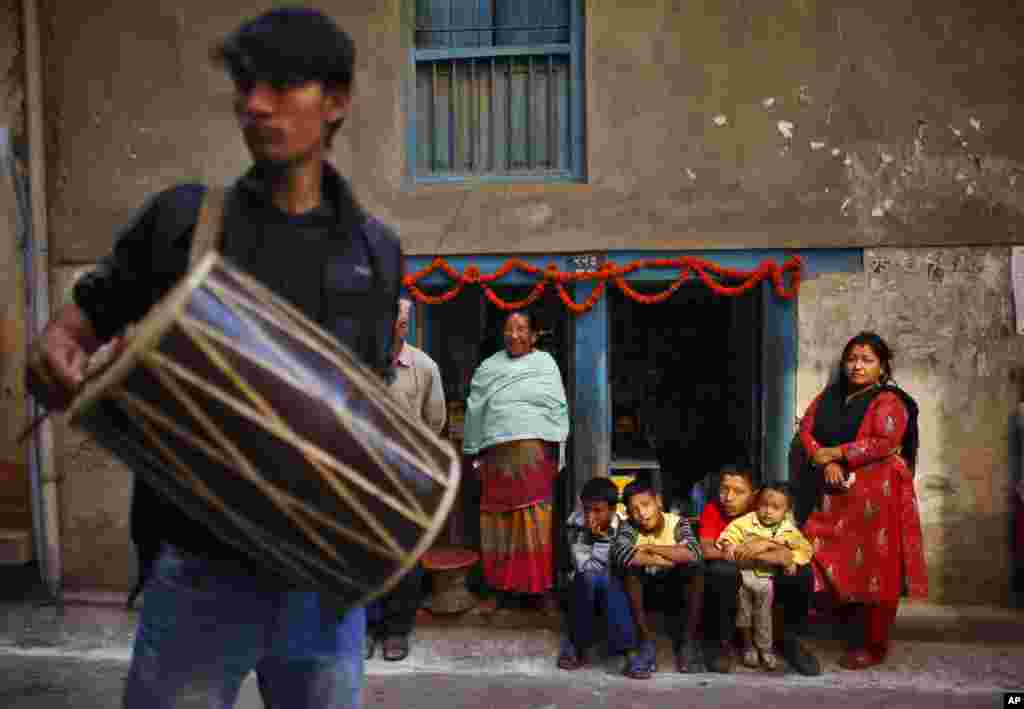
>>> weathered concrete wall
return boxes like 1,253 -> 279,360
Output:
43,0 -> 1024,262
49,267 -> 135,590
798,246 -> 1024,605
43,0 -> 398,263
33,2 -> 1024,596
0,0 -> 30,534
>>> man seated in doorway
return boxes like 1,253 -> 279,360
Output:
697,462 -> 821,676
611,474 -> 705,679
557,476 -> 635,670
366,298 -> 445,661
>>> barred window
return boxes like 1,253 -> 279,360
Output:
411,1 -> 585,182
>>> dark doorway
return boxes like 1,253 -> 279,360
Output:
609,282 -> 763,514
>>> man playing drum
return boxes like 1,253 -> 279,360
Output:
25,8 -> 401,709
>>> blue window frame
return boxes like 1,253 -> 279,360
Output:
409,0 -> 585,183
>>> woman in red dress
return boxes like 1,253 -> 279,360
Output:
795,332 -> 929,670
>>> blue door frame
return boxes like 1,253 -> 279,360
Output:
405,249 -> 861,494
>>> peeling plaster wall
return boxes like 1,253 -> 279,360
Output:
45,267 -> 135,589
798,247 -> 1024,605
36,1 -> 1024,595
0,0 -> 23,133
0,0 -> 30,531
44,0 -> 1024,262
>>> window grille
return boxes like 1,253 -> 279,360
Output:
411,1 -> 584,181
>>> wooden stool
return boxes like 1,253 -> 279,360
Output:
422,546 -> 480,614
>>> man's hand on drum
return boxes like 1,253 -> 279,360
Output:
26,304 -> 102,411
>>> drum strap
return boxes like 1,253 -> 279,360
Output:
189,187 -> 228,268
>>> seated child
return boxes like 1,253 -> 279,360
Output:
611,475 -> 704,679
557,477 -> 635,670
717,482 -> 813,671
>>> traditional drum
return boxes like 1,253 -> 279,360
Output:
67,251 -> 460,606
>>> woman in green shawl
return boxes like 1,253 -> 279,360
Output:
463,311 -> 569,610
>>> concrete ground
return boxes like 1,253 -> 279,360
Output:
0,596 -> 1021,707
1,565 -> 1022,707
0,657 -> 1015,709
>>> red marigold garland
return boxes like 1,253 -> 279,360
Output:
403,255 -> 802,313
555,279 -> 607,315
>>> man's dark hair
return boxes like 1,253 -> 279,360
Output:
622,473 -> 658,508
758,481 -> 793,508
718,461 -> 756,488
212,6 -> 355,147
580,477 -> 620,507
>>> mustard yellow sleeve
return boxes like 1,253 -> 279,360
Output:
718,515 -> 749,547
782,527 -> 814,566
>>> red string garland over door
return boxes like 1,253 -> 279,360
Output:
403,255 -> 803,314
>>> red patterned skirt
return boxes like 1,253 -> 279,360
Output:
803,456 -> 928,603
478,440 -> 556,594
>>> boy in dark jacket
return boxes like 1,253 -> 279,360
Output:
557,477 -> 635,670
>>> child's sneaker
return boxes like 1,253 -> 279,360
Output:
624,640 -> 657,679
760,649 -> 779,671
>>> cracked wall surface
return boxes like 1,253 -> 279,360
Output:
36,0 -> 1024,261
10,1 -> 1024,597
798,247 -> 1024,605
48,267 -> 136,590
0,0 -> 29,533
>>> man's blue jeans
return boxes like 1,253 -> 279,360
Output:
123,545 -> 364,709
566,570 -> 636,655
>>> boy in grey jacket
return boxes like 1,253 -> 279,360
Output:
557,477 -> 636,670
